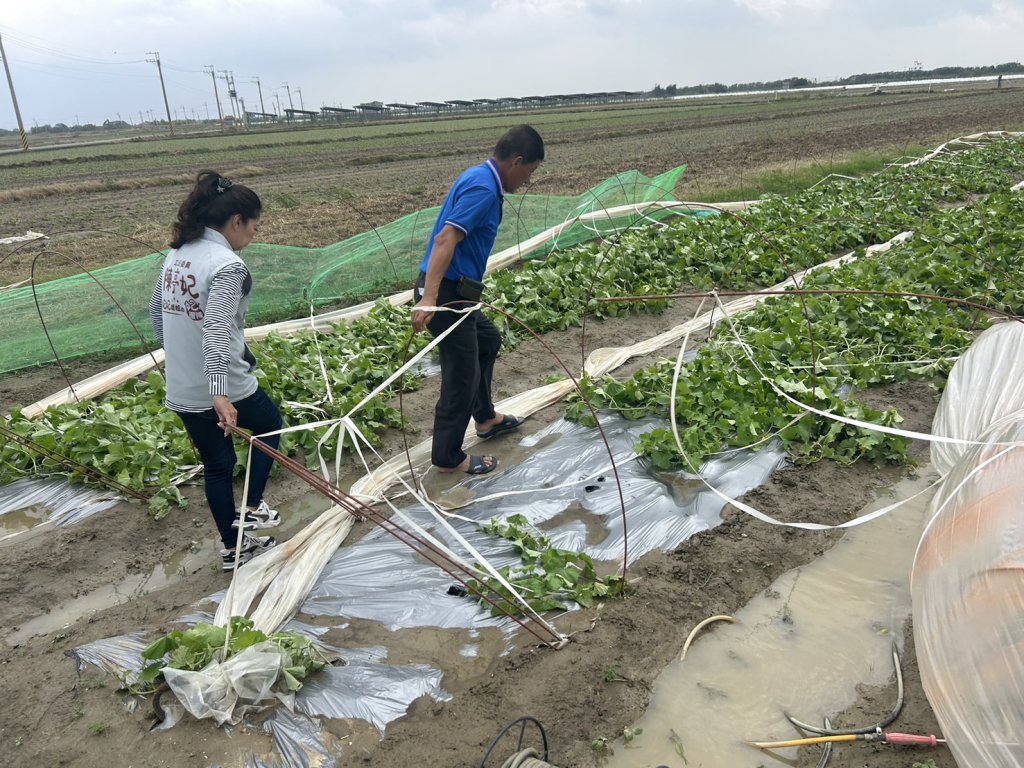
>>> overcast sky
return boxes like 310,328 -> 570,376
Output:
0,0 -> 1021,129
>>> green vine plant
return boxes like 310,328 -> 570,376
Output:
466,514 -> 625,617
2,138 -> 1022,516
566,189 -> 1024,471
128,616 -> 328,696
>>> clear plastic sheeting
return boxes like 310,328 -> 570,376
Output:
930,321 -> 1024,475
252,707 -> 345,768
163,642 -> 296,726
68,632 -> 148,682
294,662 -> 449,733
501,418 -> 786,563
305,416 -> 784,629
0,478 -> 120,540
913,322 -> 1024,768
70,413 -> 783,765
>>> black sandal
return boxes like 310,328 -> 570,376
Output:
466,455 -> 499,474
475,415 -> 522,440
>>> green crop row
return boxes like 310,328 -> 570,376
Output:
1,137 -> 1021,515
568,188 -> 1024,469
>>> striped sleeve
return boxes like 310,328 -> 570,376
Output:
149,277 -> 164,347
202,263 -> 248,396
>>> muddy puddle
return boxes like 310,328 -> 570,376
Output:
4,540 -> 218,647
603,469 -> 938,768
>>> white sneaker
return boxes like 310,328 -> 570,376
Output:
221,533 -> 276,571
232,499 -> 281,531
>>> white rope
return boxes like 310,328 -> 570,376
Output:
216,309 -> 566,639
711,291 -> 1021,449
666,295 -> 946,530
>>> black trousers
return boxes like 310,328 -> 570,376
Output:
175,387 -> 283,549
420,275 -> 501,468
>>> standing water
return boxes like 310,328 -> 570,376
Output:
604,468 -> 938,768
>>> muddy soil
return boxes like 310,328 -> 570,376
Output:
1,91 -> 1017,767
0,312 -> 951,768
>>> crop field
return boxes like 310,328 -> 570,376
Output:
0,84 -> 1022,768
2,86 -> 1019,283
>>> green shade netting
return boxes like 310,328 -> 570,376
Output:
0,166 -> 687,376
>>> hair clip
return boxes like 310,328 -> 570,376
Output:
216,177 -> 234,193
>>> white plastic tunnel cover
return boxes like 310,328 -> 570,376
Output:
913,320 -> 1024,768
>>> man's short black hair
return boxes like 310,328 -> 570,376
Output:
494,125 -> 544,164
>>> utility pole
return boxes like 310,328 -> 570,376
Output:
0,32 -> 29,150
282,81 -> 294,111
147,51 -> 174,135
228,71 -> 240,117
251,76 -> 265,116
220,69 -> 238,118
295,88 -> 304,111
272,92 -> 281,116
240,96 -> 249,129
204,66 -> 225,130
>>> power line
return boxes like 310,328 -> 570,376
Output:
163,78 -> 209,96
9,60 -> 152,81
162,62 -> 205,75
0,26 -> 148,65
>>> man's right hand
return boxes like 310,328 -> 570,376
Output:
412,298 -> 436,334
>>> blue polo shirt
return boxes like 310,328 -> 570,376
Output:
420,158 -> 504,282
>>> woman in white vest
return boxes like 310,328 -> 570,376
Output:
149,170 -> 282,571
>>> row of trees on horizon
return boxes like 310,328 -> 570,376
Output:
650,61 -> 1023,97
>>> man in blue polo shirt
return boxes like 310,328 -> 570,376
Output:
412,125 -> 544,475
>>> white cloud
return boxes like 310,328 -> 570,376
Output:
732,0 -> 832,17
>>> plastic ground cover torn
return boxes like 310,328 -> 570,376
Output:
69,413 -> 783,765
0,477 -> 120,542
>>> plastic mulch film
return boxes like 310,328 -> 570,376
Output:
67,632 -> 149,683
303,415 -> 784,629
0,477 -> 120,541
292,662 -> 448,733
70,413 -> 780,763
251,708 -> 344,768
913,323 -> 1024,768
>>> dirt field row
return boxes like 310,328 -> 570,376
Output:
0,87 -> 1020,768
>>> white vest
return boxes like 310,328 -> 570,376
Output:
158,228 -> 258,410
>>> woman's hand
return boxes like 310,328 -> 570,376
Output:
213,395 -> 237,436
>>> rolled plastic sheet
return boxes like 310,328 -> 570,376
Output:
0,478 -> 120,540
914,322 -> 1024,768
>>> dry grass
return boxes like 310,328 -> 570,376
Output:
0,166 -> 270,204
